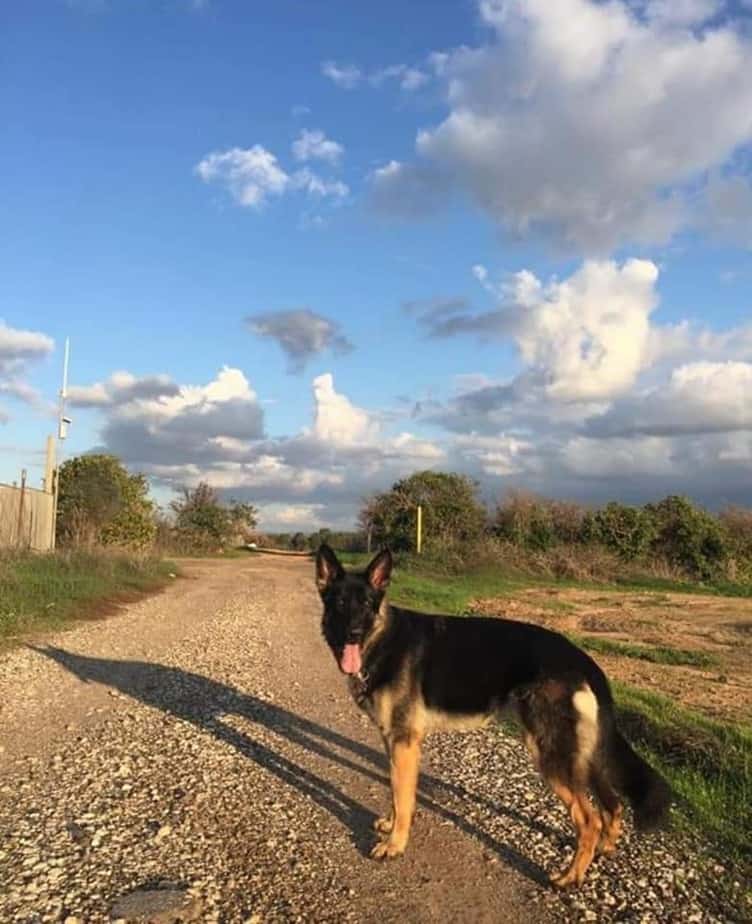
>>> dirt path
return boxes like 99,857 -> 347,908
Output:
0,558 -> 729,923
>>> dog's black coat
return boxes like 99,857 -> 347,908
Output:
316,544 -> 671,884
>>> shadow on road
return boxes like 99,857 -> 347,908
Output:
32,645 -> 556,886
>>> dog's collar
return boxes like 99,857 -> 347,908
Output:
350,668 -> 371,703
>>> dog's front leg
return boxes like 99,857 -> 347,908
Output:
371,733 -> 422,860
374,734 -> 394,836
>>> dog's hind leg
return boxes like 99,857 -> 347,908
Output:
591,769 -> 623,856
371,732 -> 422,860
548,783 -> 603,888
525,681 -> 603,887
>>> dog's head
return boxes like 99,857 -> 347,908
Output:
315,544 -> 392,676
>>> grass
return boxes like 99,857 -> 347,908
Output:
338,548 -> 752,603
0,549 -> 176,642
337,553 -> 528,613
567,633 -> 719,669
389,565 -> 526,614
613,682 -> 752,866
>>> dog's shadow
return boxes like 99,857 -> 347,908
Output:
31,646 -> 557,886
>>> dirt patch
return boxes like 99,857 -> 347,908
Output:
471,587 -> 752,724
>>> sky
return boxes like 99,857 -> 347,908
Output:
2,0 -> 752,532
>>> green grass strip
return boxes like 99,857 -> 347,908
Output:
569,633 -> 718,669
0,550 -> 176,641
612,682 -> 752,863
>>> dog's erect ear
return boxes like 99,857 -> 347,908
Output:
365,548 -> 392,592
316,543 -> 344,593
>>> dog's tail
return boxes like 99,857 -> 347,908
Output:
601,722 -> 672,830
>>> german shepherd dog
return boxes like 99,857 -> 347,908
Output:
316,544 -> 671,888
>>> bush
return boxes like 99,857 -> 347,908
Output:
583,502 -> 656,560
57,454 -> 156,549
169,483 -> 258,552
646,495 -> 730,581
493,491 -> 588,550
494,490 -> 550,549
361,471 -> 487,553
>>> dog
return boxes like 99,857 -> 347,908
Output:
315,544 -> 671,887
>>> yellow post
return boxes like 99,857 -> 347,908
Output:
416,505 -> 423,554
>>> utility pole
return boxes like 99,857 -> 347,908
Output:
50,337 -> 71,550
43,435 -> 56,494
416,504 -> 423,554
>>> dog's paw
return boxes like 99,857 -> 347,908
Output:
373,816 -> 394,835
549,866 -> 582,889
370,839 -> 405,861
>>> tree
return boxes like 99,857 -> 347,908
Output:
361,470 -> 487,552
170,482 -> 258,550
493,490 -> 555,550
291,531 -> 307,551
645,495 -> 729,580
583,502 -> 656,560
57,454 -> 156,548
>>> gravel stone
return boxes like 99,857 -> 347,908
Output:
0,557 -> 745,923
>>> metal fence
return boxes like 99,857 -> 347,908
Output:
0,479 -> 54,551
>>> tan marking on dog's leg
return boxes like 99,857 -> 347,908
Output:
598,802 -> 623,855
371,735 -> 421,860
374,814 -> 394,835
374,748 -> 394,836
549,783 -> 602,888
591,770 -> 624,856
523,731 -> 540,770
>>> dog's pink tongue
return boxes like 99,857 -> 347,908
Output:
340,643 -> 362,675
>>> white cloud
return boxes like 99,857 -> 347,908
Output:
321,60 -> 362,89
195,145 -> 289,208
511,259 -> 659,402
562,435 -> 676,479
74,368 -> 445,525
309,373 -> 378,446
79,367 -> 266,468
290,168 -> 349,200
292,129 -> 344,165
421,258 -> 661,403
68,371 -> 179,408
410,252 -> 752,507
375,0 -> 752,251
587,361 -> 752,437
196,145 -> 348,211
325,59 -> 432,92
401,67 -> 430,91
256,502 -> 327,532
451,433 -> 534,477
0,321 -> 54,419
369,64 -> 430,91
0,321 -> 54,376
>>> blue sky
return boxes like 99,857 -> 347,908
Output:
2,0 -> 752,530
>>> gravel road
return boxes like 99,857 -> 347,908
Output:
0,557 -> 741,923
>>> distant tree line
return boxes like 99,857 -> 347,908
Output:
353,471 -> 752,586
56,455 -> 752,586
57,455 -> 257,554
